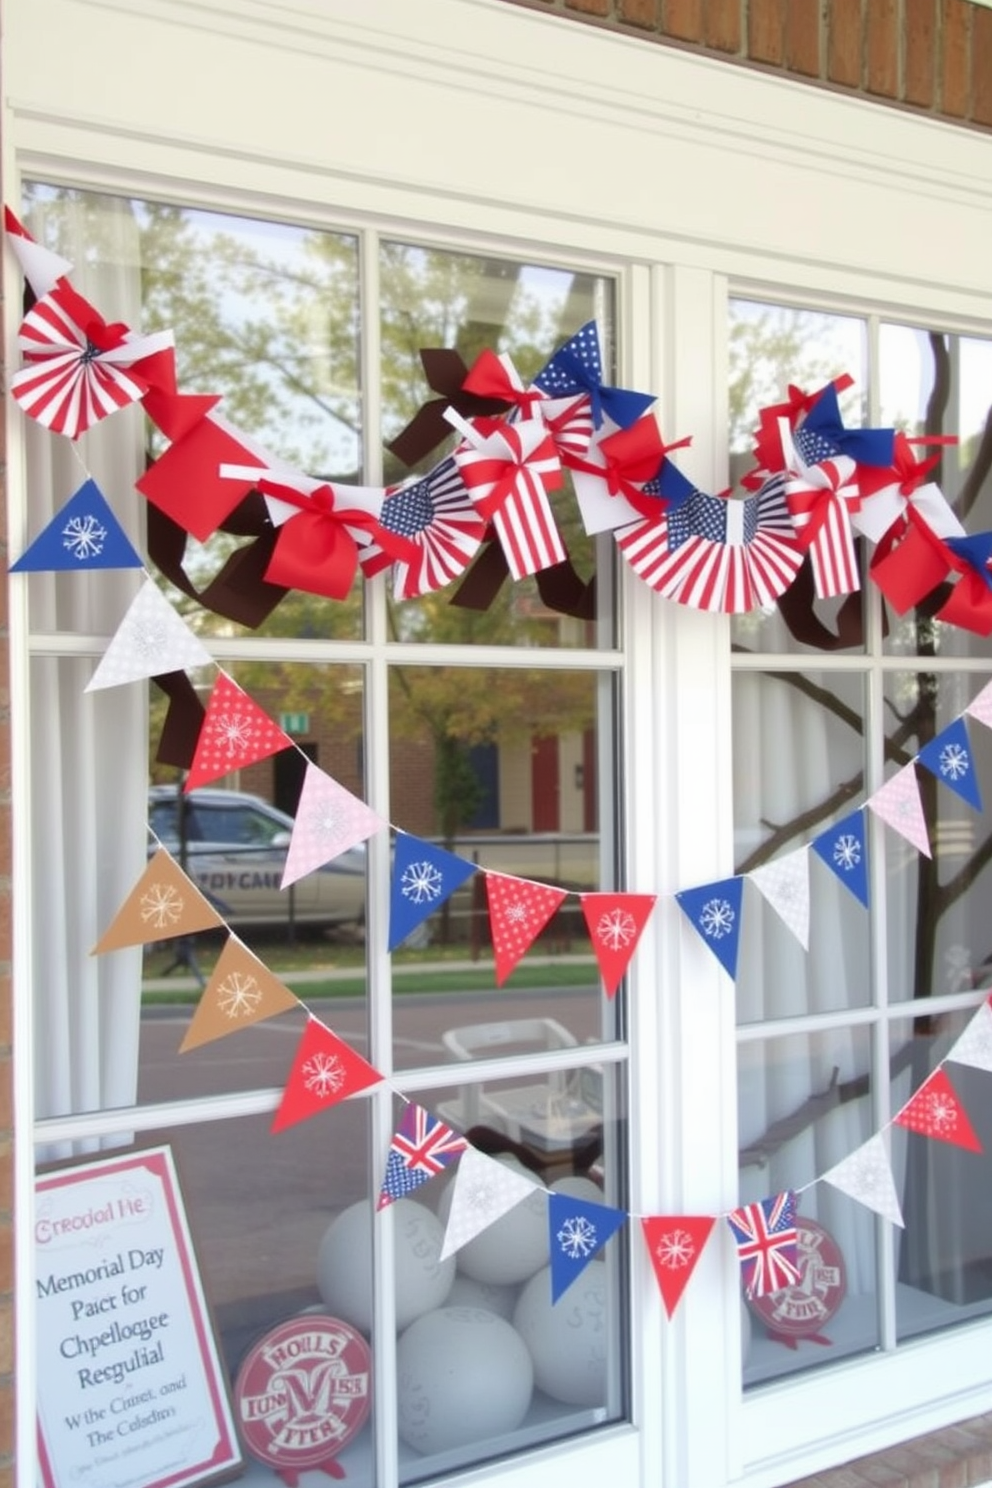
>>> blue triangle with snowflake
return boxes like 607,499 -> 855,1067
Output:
811,808 -> 869,907
548,1191 -> 626,1302
10,479 -> 143,573
388,832 -> 477,950
916,717 -> 983,812
675,876 -> 744,980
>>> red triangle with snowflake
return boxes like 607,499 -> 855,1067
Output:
485,872 -> 568,985
893,1066 -> 982,1153
272,1018 -> 383,1133
185,672 -> 293,791
580,892 -> 657,998
641,1215 -> 716,1319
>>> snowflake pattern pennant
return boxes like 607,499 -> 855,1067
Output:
747,849 -> 810,950
388,831 -> 477,951
548,1192 -> 626,1302
272,1017 -> 382,1133
726,1192 -> 801,1300
179,934 -> 300,1052
484,872 -> 569,985
640,1215 -> 716,1318
947,997 -> 992,1074
376,1103 -> 467,1209
916,717 -> 983,813
810,808 -> 870,907
185,673 -> 293,792
819,1133 -> 904,1227
867,765 -> 932,859
282,763 -> 384,889
86,578 -> 213,693
438,1145 -> 540,1261
894,1066 -> 982,1153
579,891 -> 657,997
10,479 -> 142,573
966,680 -> 992,732
92,847 -> 223,954
675,877 -> 744,980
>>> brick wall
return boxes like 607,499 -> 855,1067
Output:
498,0 -> 992,129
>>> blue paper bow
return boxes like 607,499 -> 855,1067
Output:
533,321 -> 655,430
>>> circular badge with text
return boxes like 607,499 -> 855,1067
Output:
234,1314 -> 372,1471
747,1218 -> 847,1339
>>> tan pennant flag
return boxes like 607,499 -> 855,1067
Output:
92,847 -> 223,954
179,934 -> 300,1051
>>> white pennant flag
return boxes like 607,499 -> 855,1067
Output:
867,764 -> 931,859
820,1132 -> 904,1227
748,848 -> 810,950
439,1147 -> 540,1261
947,998 -> 992,1074
966,681 -> 992,732
86,578 -> 213,691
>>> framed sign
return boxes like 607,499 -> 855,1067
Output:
35,1145 -> 243,1488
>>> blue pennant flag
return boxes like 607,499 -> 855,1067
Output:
388,832 -> 477,950
811,808 -> 869,907
532,320 -> 655,430
796,384 -> 895,470
675,876 -> 744,980
917,716 -> 983,812
10,479 -> 143,573
548,1191 -> 627,1303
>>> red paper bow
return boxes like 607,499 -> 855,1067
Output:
752,375 -> 855,475
260,479 -> 384,600
563,415 -> 689,521
462,348 -> 546,418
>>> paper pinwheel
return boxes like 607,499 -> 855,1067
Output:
532,320 -> 655,430
451,414 -> 564,580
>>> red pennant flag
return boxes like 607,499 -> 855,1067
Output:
641,1216 -> 715,1318
186,673 -> 292,790
484,872 -> 568,985
580,892 -> 656,998
894,1067 -> 982,1153
136,415 -> 261,541
272,1018 -> 382,1133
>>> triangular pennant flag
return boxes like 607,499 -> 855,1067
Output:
388,832 -> 476,951
186,673 -> 292,791
894,1066 -> 982,1153
439,1147 -> 540,1261
640,1215 -> 716,1318
272,1017 -> 382,1133
282,763 -> 384,889
4,205 -> 73,296
376,1103 -> 467,1209
819,1133 -> 904,1227
86,578 -> 213,692
674,877 -> 744,980
867,765 -> 932,858
811,809 -> 870,906
947,997 -> 992,1074
548,1192 -> 626,1302
748,850 -> 810,950
92,847 -> 223,953
11,479 -> 142,573
484,872 -> 568,985
966,680 -> 992,731
916,716 -> 983,812
580,892 -> 657,997
726,1192 -> 800,1300
179,935 -> 300,1052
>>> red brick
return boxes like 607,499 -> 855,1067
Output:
866,0 -> 899,98
827,0 -> 862,87
618,0 -> 659,25
0,978 -> 9,1053
704,0 -> 741,53
941,0 -> 971,117
0,1382 -> 13,1462
971,7 -> 992,123
564,0 -> 609,13
0,1302 -> 12,1376
748,0 -> 786,65
904,0 -> 936,107
661,0 -> 703,43
785,0 -> 821,77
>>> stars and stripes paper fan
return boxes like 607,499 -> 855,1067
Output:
389,832 -> 476,951
675,877 -> 744,980
377,1103 -> 467,1209
616,474 -> 802,613
4,204 -> 73,297
85,578 -> 213,692
484,872 -> 569,985
548,1192 -> 626,1302
179,935 -> 300,1052
377,456 -> 488,599
580,892 -> 657,997
916,716 -> 983,813
10,479 -> 142,573
186,673 -> 293,791
439,1146 -> 540,1261
726,1192 -> 801,1300
282,763 -> 384,889
810,808 -> 870,907
92,848 -> 223,954
819,1134 -> 904,1227
893,1067 -> 982,1153
867,764 -> 932,860
641,1216 -> 716,1318
272,1018 -> 382,1133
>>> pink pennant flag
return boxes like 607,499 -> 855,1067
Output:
485,872 -> 568,985
281,763 -> 384,889
186,674 -> 293,791
580,892 -> 656,997
641,1216 -> 715,1319
867,763 -> 931,858
894,1066 -> 982,1153
272,1018 -> 382,1133
966,680 -> 992,732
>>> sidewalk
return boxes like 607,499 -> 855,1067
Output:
142,953 -> 598,994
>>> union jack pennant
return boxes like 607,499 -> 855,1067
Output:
726,1191 -> 801,1299
377,1102 -> 468,1208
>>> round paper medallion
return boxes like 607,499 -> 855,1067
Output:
234,1314 -> 371,1470
747,1217 -> 847,1338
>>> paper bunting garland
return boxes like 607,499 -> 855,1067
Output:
580,892 -> 657,997
272,1018 -> 382,1133
281,763 -> 383,889
748,850 -> 810,950
641,1216 -> 716,1318
675,878 -> 744,980
389,833 -> 476,951
727,1192 -> 800,1300
966,680 -> 992,731
947,998 -> 992,1074
11,479 -> 142,573
377,1104 -> 468,1209
867,765 -> 932,859
916,717 -> 983,813
179,935 -> 300,1052
439,1147 -> 540,1261
894,1066 -> 983,1153
186,673 -> 293,791
484,873 -> 569,985
811,809 -> 869,907
820,1134 -> 904,1227
86,578 -> 213,691
92,848 -> 223,953
548,1192 -> 626,1301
